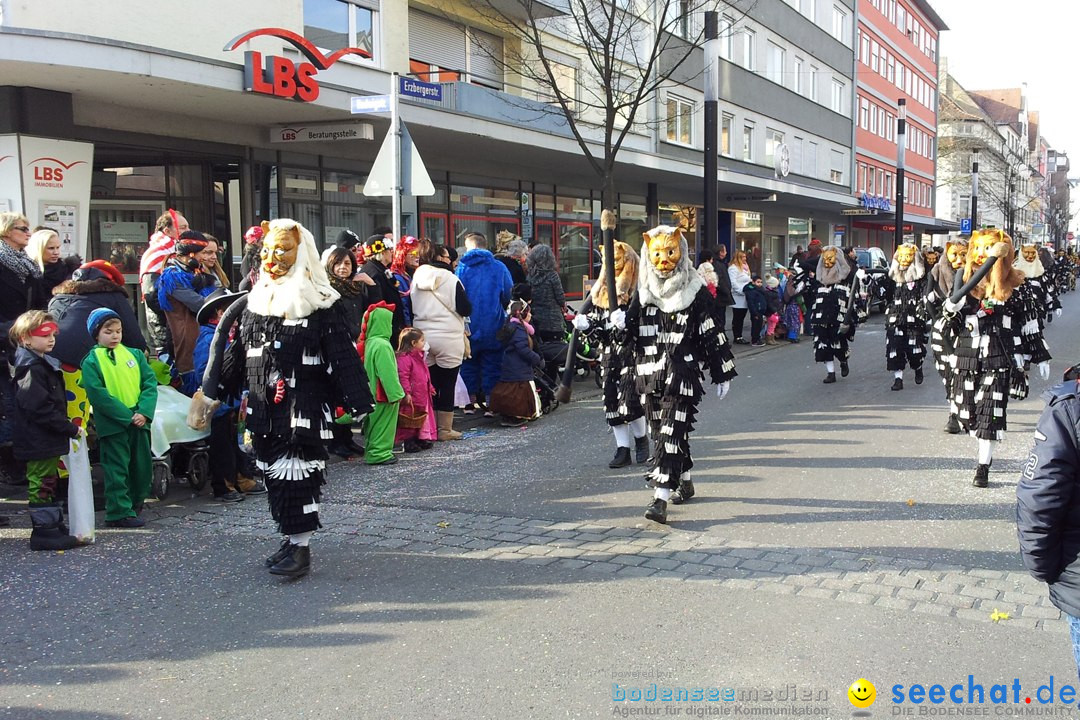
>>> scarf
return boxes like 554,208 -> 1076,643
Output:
329,274 -> 363,297
510,316 -> 535,336
0,241 -> 42,282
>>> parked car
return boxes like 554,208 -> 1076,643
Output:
854,246 -> 889,313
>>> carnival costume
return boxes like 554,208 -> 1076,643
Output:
624,226 -> 736,524
810,246 -> 856,383
940,229 -> 1049,488
883,243 -> 929,391
925,239 -> 967,434
573,240 -> 649,469
208,219 -> 373,578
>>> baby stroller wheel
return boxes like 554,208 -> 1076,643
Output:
187,450 -> 210,491
152,460 -> 171,500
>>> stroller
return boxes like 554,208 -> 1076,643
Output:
533,367 -> 560,415
148,384 -> 212,500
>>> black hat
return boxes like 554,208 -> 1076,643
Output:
196,288 -> 247,326
336,229 -> 360,249
176,230 -> 209,256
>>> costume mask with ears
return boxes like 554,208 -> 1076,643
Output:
1021,244 -> 1038,262
895,244 -> 917,268
642,227 -> 683,276
963,229 -> 1023,303
821,247 -> 838,269
923,248 -> 941,267
259,220 -> 299,278
590,240 -> 639,309
946,241 -> 967,269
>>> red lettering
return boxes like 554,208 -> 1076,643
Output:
295,63 -> 319,102
34,167 -> 62,182
271,56 -> 297,98
247,51 -> 274,95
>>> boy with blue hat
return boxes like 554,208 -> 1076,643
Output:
81,308 -> 158,527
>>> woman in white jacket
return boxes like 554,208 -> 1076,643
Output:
728,250 -> 753,344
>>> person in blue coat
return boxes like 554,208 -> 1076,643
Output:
488,300 -> 544,425
1016,367 -> 1080,682
455,232 -> 513,409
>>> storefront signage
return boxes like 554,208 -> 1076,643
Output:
842,208 -> 878,216
270,123 -> 374,143
351,95 -> 391,114
225,28 -> 373,103
726,193 -> 777,203
26,156 -> 86,189
860,193 -> 892,212
879,224 -> 913,232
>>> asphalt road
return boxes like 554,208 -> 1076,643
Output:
1,288 -> 1078,719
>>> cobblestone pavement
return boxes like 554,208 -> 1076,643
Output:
153,495 -> 1065,633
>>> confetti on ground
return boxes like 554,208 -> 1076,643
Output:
436,521 -> 450,528
991,609 -> 1010,623
906,499 -> 916,507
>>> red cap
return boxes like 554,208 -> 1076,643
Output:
80,259 -> 125,287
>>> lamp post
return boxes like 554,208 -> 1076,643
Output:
893,98 -> 906,250
970,149 -> 979,233
1008,175 -> 1016,238
703,11 -> 719,254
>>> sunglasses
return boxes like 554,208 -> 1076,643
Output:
13,226 -> 29,233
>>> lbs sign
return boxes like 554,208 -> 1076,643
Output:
225,28 -> 372,103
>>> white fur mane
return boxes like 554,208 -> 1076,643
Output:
247,219 -> 340,319
636,226 -> 703,313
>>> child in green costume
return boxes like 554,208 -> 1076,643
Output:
81,308 -> 158,528
360,303 -> 404,465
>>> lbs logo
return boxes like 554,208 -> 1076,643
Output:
28,157 -> 86,188
225,28 -> 373,103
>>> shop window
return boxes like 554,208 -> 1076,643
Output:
304,0 -> 378,63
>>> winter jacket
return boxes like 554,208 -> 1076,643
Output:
193,323 -> 237,418
363,307 -> 405,405
396,349 -> 435,416
0,260 -> 43,365
728,264 -> 752,309
456,249 -> 513,351
497,255 -> 526,285
1017,381 -> 1080,618
527,270 -> 566,337
412,262 -> 471,369
744,283 -> 768,316
762,287 -> 782,315
361,258 -> 407,348
80,343 -> 157,438
40,256 -> 81,297
498,319 -> 543,382
329,275 -> 368,341
713,258 -> 734,307
157,258 -> 217,313
11,347 -> 80,460
48,270 -> 147,367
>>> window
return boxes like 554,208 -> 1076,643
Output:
743,123 -> 754,162
886,112 -> 894,141
664,0 -> 692,39
548,62 -> 578,113
829,150 -> 844,184
306,0 -> 378,62
766,41 -> 785,84
741,29 -> 755,70
860,34 -> 870,64
808,65 -> 818,101
886,53 -> 895,83
869,102 -> 877,134
859,97 -> 869,129
831,5 -> 849,43
410,10 -> 501,88
765,128 -> 785,167
870,40 -> 880,73
721,113 -> 733,155
467,28 -> 504,89
791,135 -> 803,173
896,64 -> 905,92
720,16 -> 734,61
858,163 -> 866,192
831,79 -> 845,114
801,0 -> 816,21
794,57 -> 804,94
666,96 -> 694,146
807,141 -> 818,177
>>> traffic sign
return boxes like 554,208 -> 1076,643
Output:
399,77 -> 442,101
1069,231 -> 1075,241
363,121 -> 435,197
960,218 -> 972,234
351,95 -> 391,114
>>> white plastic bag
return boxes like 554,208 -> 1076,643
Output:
66,436 -> 95,544
454,373 -> 471,408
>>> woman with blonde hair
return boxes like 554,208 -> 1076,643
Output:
27,228 -> 80,297
727,249 -> 753,344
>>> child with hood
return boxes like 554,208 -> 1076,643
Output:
488,299 -> 544,426
360,303 -> 406,465
394,327 -> 437,452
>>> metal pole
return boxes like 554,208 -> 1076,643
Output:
703,11 -> 719,254
970,149 -> 979,233
391,72 -> 402,244
1008,174 -> 1015,237
894,98 -> 906,250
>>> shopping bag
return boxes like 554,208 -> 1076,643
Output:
66,436 -> 95,544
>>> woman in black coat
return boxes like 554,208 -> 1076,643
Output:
48,261 -> 147,368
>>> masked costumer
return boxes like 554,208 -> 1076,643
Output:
941,229 -> 1043,487
1006,244 -> 1053,402
622,226 -> 736,524
207,219 -> 373,577
810,245 -> 856,384
925,239 -> 967,434
572,240 -> 649,469
883,243 -> 929,391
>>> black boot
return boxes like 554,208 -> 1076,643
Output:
670,478 -> 695,505
644,498 -> 668,524
943,414 -> 960,434
609,446 -> 632,469
28,506 -> 79,551
634,435 -> 650,464
914,367 -> 924,384
403,439 -> 424,454
265,537 -> 291,567
972,464 -> 990,488
269,544 -> 311,578
823,372 -> 837,384
0,446 -> 26,486
891,377 -> 904,391
327,441 -> 355,459
840,361 -> 850,377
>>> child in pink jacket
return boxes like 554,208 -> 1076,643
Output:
395,328 -> 438,452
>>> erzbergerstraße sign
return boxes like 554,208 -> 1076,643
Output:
399,77 -> 442,102
224,28 -> 372,102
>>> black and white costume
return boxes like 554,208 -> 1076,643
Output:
1006,278 -> 1052,401
810,246 -> 856,382
883,244 -> 929,389
924,243 -> 964,433
626,226 -> 736,523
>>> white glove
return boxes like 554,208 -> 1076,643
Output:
716,381 -> 730,400
1014,354 -> 1026,371
572,314 -> 590,331
609,308 -> 627,330
943,298 -> 964,313
1056,308 -> 1063,318
1039,361 -> 1050,381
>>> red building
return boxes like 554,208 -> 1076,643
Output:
850,0 -> 948,249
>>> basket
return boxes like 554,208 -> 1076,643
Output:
397,409 -> 428,429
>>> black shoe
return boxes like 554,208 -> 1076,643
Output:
823,372 -> 836,384
265,538 -> 292,567
840,362 -> 850,377
751,340 -> 765,347
634,435 -> 650,464
417,440 -> 434,450
345,439 -> 365,455
943,414 -> 961,434
670,479 -> 695,505
28,506 -> 79,551
972,463 -> 990,488
269,544 -> 311,578
215,491 -> 245,503
733,337 -> 748,345
891,377 -> 904,391
330,442 -> 356,459
105,516 -> 146,528
644,498 -> 668,524
914,368 -> 924,385
403,439 -> 423,454
371,455 -> 399,466
609,446 -> 632,469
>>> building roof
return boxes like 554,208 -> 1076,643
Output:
909,0 -> 949,31
969,88 -> 1024,135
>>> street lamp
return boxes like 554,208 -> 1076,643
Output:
703,11 -> 719,254
894,98 -> 906,251
970,149 -> 979,233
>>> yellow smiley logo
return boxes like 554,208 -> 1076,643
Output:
848,678 -> 876,709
